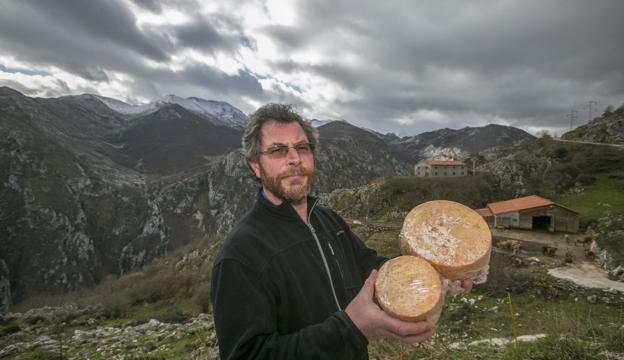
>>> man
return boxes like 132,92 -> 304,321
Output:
211,104 -> 471,359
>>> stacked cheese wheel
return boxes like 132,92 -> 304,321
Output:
375,255 -> 444,323
375,200 -> 492,323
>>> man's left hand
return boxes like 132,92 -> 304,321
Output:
446,279 -> 473,297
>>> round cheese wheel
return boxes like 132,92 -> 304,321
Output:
399,200 -> 491,282
375,255 -> 444,324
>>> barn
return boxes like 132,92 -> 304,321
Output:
476,195 -> 579,233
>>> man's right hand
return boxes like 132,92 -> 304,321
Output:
345,270 -> 436,344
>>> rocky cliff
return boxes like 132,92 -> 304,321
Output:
0,86 -> 547,312
561,105 -> 624,144
391,124 -> 535,163
0,88 -> 413,311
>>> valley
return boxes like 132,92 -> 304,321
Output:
1,87 -> 623,359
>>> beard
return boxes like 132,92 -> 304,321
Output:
259,163 -> 315,204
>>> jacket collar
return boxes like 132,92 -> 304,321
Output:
256,188 -> 318,222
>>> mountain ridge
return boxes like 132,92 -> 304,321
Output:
561,105 -> 624,144
93,93 -> 248,129
0,86 -> 545,312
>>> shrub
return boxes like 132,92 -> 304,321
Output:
0,322 -> 20,336
575,174 -> 596,186
99,293 -> 131,318
603,325 -> 624,352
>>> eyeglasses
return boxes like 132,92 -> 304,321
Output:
258,142 -> 315,158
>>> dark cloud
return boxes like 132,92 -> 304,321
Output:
273,0 -> 624,135
182,66 -> 264,98
172,16 -> 237,53
22,0 -> 169,61
1,0 -> 623,136
71,65 -> 110,82
130,0 -> 163,13
0,1 -> 164,81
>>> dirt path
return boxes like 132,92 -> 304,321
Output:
492,228 -> 587,259
554,138 -> 624,148
548,262 -> 624,293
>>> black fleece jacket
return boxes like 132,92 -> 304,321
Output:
211,191 -> 387,359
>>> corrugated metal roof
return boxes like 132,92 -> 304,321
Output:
422,160 -> 465,166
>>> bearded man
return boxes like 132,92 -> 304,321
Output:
211,104 -> 456,360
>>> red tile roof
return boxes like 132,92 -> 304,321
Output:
422,160 -> 465,166
486,195 -> 578,215
475,207 -> 493,217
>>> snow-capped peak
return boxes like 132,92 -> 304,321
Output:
310,119 -> 333,127
96,94 -> 248,129
156,95 -> 248,128
94,95 -> 155,115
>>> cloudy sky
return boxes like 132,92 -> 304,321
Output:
1,0 -> 622,136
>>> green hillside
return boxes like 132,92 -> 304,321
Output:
3,138 -> 624,359
3,227 -> 622,359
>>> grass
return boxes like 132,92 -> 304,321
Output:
369,279 -> 624,359
366,248 -> 624,360
5,245 -> 624,360
5,164 -> 624,360
556,171 -> 624,223
357,227 -> 402,259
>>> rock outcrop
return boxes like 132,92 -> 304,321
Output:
561,105 -> 624,144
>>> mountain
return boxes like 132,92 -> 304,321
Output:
391,124 -> 535,163
1,86 -> 149,304
315,121 -> 412,190
0,88 -> 409,311
95,94 -> 248,129
310,119 -> 333,127
0,86 -> 546,313
112,104 -> 242,174
561,105 -> 624,144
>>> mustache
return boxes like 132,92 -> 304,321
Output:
277,166 -> 314,180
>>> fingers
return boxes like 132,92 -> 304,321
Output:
399,327 -> 436,344
384,315 -> 434,337
446,278 -> 474,297
446,280 -> 464,297
361,269 -> 378,299
383,318 -> 436,344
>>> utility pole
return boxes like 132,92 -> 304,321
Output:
584,100 -> 598,122
566,110 -> 578,130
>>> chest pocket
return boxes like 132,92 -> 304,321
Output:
317,226 -> 363,297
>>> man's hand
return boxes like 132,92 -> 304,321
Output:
345,270 -> 435,344
446,278 -> 473,297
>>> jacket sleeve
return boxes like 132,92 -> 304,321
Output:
332,211 -> 388,279
211,258 -> 369,360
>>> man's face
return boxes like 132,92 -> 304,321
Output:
250,120 -> 315,205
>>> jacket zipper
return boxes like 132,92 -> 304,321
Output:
327,241 -> 345,280
307,200 -> 342,311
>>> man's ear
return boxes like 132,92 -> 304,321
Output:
249,160 -> 261,180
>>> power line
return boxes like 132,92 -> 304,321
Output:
566,110 -> 578,130
584,100 -> 598,122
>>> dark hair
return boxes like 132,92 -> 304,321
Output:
242,103 -> 318,162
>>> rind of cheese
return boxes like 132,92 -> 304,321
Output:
399,200 -> 492,281
375,255 -> 444,323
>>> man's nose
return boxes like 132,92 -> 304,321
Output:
286,146 -> 302,165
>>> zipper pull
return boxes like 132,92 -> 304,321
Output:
327,241 -> 336,255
